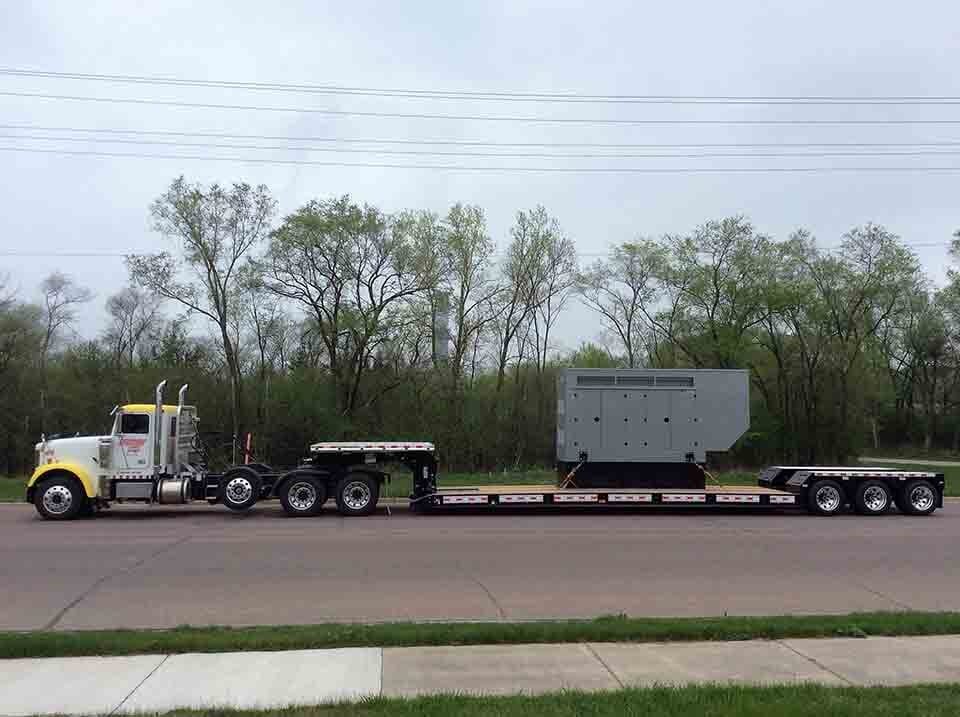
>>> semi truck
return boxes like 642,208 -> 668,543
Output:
26,370 -> 945,520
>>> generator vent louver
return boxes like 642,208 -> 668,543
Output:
615,375 -> 654,386
655,376 -> 695,387
576,375 -> 616,386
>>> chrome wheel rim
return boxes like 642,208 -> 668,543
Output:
288,481 -> 317,511
862,485 -> 888,513
910,484 -> 935,512
42,485 -> 73,514
225,476 -> 253,505
816,485 -> 842,513
343,481 -> 371,510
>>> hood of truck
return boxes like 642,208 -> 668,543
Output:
38,435 -> 105,468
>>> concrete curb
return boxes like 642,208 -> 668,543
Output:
3,635 -> 960,715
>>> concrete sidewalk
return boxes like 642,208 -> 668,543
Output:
4,635 -> 960,715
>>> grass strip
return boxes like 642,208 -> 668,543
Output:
0,478 -> 25,502
3,611 -> 959,660
118,684 -> 960,717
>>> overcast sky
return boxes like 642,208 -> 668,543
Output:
2,1 -> 959,350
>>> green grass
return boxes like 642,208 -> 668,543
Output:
127,684 -> 960,717
862,446 -> 960,460
2,611 -> 959,660
0,477 -> 26,502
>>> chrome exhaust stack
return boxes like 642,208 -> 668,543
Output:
153,380 -> 167,477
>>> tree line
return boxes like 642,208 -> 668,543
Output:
2,175 -> 958,475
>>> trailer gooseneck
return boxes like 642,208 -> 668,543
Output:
26,370 -> 945,520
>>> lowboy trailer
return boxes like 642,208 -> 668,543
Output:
26,371 -> 945,519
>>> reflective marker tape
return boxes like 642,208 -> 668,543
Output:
715,494 -> 760,503
442,495 -> 487,505
769,495 -> 796,504
500,494 -> 545,503
662,494 -> 707,503
554,494 -> 598,503
608,493 -> 653,503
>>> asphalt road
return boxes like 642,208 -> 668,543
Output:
1,502 -> 958,631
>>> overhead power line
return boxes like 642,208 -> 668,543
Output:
6,91 -> 960,124
5,124 -> 960,149
3,68 -> 960,105
6,145 -> 960,173
1,240 -> 953,259
9,133 -> 960,159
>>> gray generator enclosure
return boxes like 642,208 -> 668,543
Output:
557,369 -> 750,464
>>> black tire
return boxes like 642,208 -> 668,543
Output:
854,480 -> 892,516
899,479 -> 938,516
33,475 -> 87,520
335,473 -> 380,517
278,474 -> 327,517
807,479 -> 846,516
218,467 -> 262,511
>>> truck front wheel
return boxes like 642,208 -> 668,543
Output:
34,476 -> 87,520
335,474 -> 379,517
219,468 -> 262,512
279,476 -> 326,517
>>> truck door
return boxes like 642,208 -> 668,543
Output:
114,412 -> 150,471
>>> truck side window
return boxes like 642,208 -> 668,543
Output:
120,413 -> 150,434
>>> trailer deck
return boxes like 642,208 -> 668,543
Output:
418,483 -> 799,508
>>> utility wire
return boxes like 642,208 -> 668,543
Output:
1,241 -> 953,258
8,133 -> 960,159
5,124 -> 960,149
5,91 -> 960,124
1,240 -> 953,258
6,145 -> 960,172
3,68 -> 960,105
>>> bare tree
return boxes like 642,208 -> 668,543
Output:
0,273 -> 14,312
529,215 -> 577,373
441,203 -> 501,384
103,286 -> 163,367
492,207 -> 558,391
37,272 -> 92,430
238,264 -> 290,446
578,240 -> 663,368
128,176 -> 276,458
39,271 -> 93,371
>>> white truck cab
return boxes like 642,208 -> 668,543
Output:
27,382 -> 202,518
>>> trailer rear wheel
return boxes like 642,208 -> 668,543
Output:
854,480 -> 892,516
219,468 -> 261,512
807,479 -> 845,516
335,474 -> 379,516
33,476 -> 87,520
279,476 -> 326,517
900,479 -> 938,516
